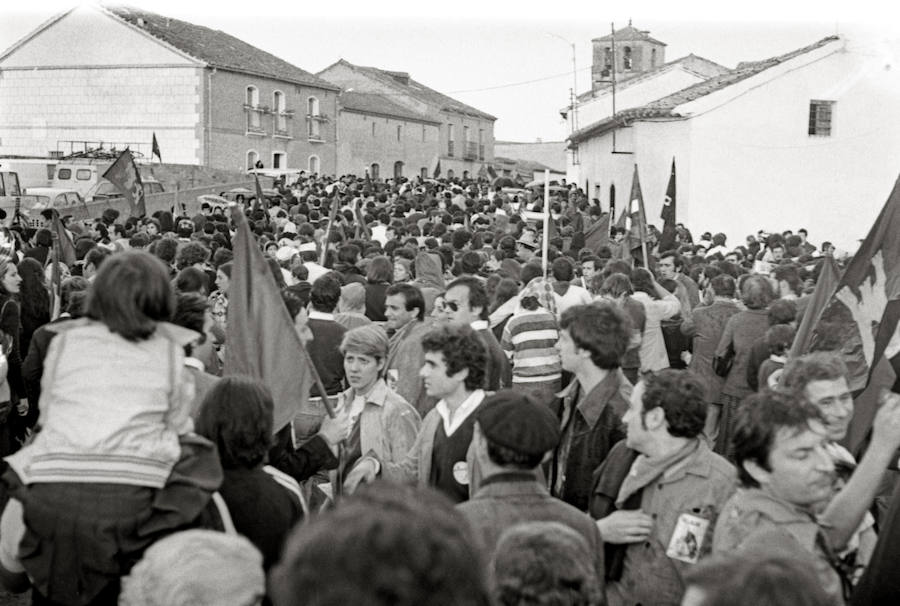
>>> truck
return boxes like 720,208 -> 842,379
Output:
0,171 -> 44,224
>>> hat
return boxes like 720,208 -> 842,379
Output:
275,246 -> 296,262
516,232 -> 538,250
476,390 -> 560,456
298,242 -> 317,253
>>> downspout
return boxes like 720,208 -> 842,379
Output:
206,67 -> 215,167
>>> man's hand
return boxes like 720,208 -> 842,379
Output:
318,409 -> 352,447
596,510 -> 654,544
343,457 -> 379,494
871,390 -> 900,453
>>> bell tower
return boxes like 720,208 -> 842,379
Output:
591,20 -> 667,92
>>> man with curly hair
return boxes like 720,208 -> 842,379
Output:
591,369 -> 736,606
343,324 -> 487,503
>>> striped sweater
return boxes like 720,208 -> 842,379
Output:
500,309 -> 562,383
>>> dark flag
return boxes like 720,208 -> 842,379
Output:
225,205 -> 318,433
795,174 -> 900,451
102,149 -> 145,217
487,165 -> 498,179
789,255 -> 841,358
658,159 -> 677,253
433,159 -> 442,179
151,132 -> 162,163
583,212 -> 611,253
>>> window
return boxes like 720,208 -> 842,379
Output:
623,47 -> 632,71
394,161 -> 404,179
463,126 -> 469,143
420,167 -> 428,180
273,91 -> 287,136
397,125 -> 402,141
57,168 -> 72,180
447,169 -> 455,179
478,129 -> 484,160
651,48 -> 657,67
246,86 -> 261,131
309,155 -> 320,174
448,124 -> 455,156
370,163 -> 380,179
247,150 -> 259,170
603,47 -> 612,74
76,169 -> 92,180
808,100 -> 834,136
462,170 -> 469,180
308,96 -> 321,139
272,152 -> 285,169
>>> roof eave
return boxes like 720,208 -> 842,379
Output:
211,64 -> 340,91
339,106 -> 441,125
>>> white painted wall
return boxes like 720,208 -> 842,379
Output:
0,6 -> 198,68
573,36 -> 900,253
684,38 -> 900,252
0,6 -> 203,164
576,67 -> 707,127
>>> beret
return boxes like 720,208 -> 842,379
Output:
476,390 -> 560,456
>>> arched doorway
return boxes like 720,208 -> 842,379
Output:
393,161 -> 404,179
370,163 -> 380,180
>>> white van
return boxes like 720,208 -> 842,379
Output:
52,161 -> 109,198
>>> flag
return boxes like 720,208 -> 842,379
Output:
224,205 -> 313,434
48,209 -> 76,267
477,164 -> 488,180
789,255 -> 841,358
487,165 -> 498,179
795,174 -> 900,451
102,149 -> 145,217
658,159 -> 677,253
151,132 -> 162,163
583,213 -> 611,253
352,198 -> 371,240
616,165 -> 648,263
433,159 -> 442,179
253,173 -> 269,215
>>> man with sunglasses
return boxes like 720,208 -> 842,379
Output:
443,276 -> 510,391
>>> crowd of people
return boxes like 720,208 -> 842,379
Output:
0,169 -> 892,605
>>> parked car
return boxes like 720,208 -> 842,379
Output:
86,178 -> 165,202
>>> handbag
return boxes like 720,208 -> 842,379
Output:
713,341 -> 735,377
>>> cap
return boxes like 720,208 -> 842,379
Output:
476,390 -> 560,457
298,242 -> 317,253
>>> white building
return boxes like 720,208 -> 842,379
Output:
568,35 -> 900,252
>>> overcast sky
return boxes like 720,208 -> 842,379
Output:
1,1 -> 896,142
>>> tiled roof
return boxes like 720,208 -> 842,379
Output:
593,24 -> 666,46
570,36 -> 840,145
338,91 -> 440,124
331,60 -> 496,121
576,54 -> 729,103
104,5 -> 339,90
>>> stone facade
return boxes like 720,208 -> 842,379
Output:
319,60 -> 496,181
205,69 -> 337,174
336,109 -> 439,179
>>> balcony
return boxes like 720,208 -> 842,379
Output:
463,141 -> 478,160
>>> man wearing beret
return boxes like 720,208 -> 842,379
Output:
457,390 -> 604,580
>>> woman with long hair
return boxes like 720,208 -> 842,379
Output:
0,257 -> 24,456
364,256 -> 393,322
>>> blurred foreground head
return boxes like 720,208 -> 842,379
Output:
269,481 -> 490,606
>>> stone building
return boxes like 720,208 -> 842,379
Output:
0,5 -> 339,173
319,60 -> 496,180
335,91 -> 441,179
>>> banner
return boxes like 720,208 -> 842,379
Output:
102,149 -> 145,217
658,159 -> 677,253
151,132 -> 162,163
224,205 -> 313,433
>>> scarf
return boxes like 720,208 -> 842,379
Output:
616,438 -> 701,507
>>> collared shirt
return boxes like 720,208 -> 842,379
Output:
714,488 -> 845,604
470,320 -> 489,331
436,390 -> 485,437
308,310 -> 335,321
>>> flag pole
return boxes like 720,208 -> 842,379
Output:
542,169 -> 550,278
49,210 -> 62,320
